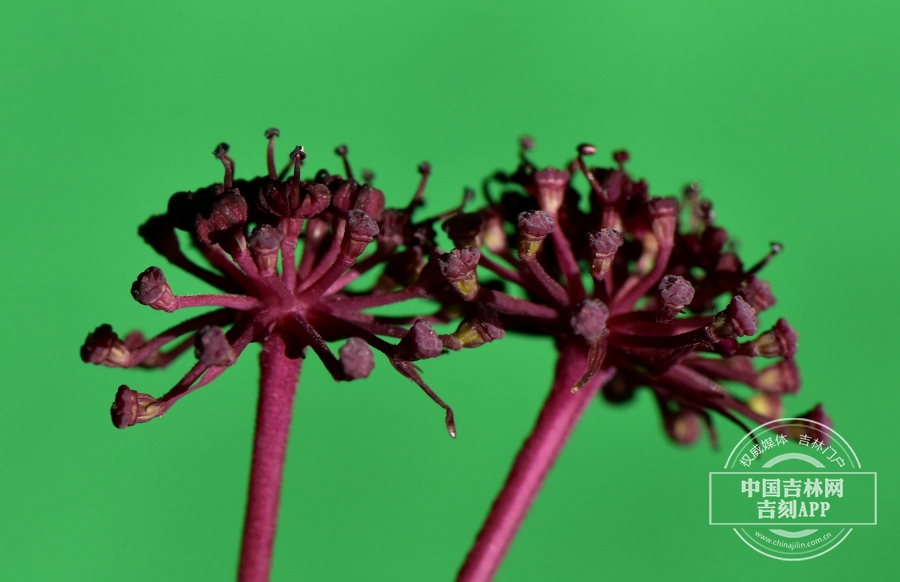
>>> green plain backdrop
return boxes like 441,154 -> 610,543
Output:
1,1 -> 897,580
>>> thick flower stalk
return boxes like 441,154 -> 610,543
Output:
449,140 -> 830,581
80,131 -> 498,582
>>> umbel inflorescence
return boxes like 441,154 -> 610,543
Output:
447,140 -> 828,582
441,141 -> 827,446
81,130 -> 502,437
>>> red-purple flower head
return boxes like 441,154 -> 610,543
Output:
81,130 -> 498,438
436,138 -> 827,446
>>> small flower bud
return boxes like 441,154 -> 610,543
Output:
781,404 -> 832,445
570,299 -> 609,342
602,373 -> 636,404
444,213 -> 485,249
111,385 -> 163,429
384,246 -> 426,287
81,324 -> 130,367
339,338 -> 375,380
452,306 -> 505,348
248,225 -> 283,276
297,183 -> 332,219
799,403 -> 831,429
352,185 -> 385,221
396,320 -> 443,360
259,180 -> 301,217
736,276 -> 777,312
341,209 -> 379,259
195,325 -> 236,366
516,210 -> 555,258
657,275 -> 696,323
328,179 -> 358,213
480,209 -> 508,255
663,408 -> 700,445
533,168 -> 570,215
748,393 -> 784,418
587,228 -> 624,280
756,359 -> 800,394
708,295 -> 757,340
649,197 -> 678,245
738,318 -> 798,358
195,190 -> 248,244
131,267 -> 176,312
438,247 -> 481,300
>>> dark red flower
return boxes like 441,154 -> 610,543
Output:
454,139 -> 829,582
82,130 -> 501,438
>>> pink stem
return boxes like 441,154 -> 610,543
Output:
173,293 -> 260,311
456,340 -> 615,582
238,333 -> 302,582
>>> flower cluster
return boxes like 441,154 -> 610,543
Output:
81,130 -> 503,437
434,140 -> 828,446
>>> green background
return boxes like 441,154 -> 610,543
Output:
2,1 -> 897,580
